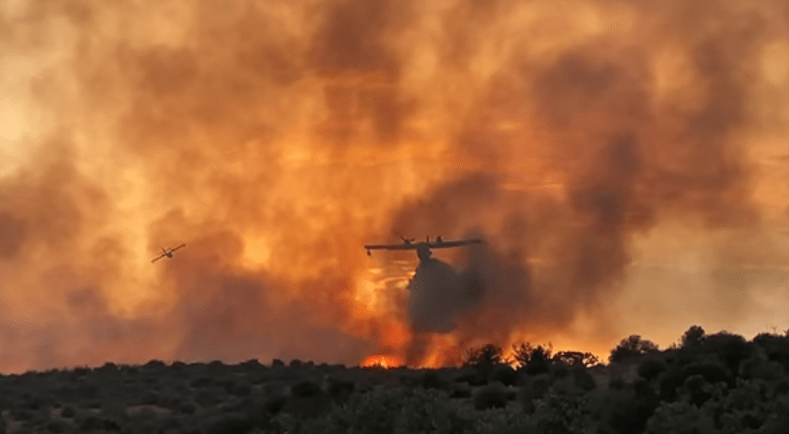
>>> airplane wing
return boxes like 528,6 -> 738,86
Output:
364,243 -> 418,251
151,254 -> 166,263
427,238 -> 484,249
171,243 -> 186,251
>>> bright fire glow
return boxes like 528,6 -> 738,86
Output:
0,1 -> 788,374
362,354 -> 404,369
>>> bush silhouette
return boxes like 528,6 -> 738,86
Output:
240,359 -> 264,369
680,374 -> 714,407
609,335 -> 659,363
60,406 -> 76,418
489,364 -> 518,386
638,356 -> 667,382
290,380 -> 322,398
76,415 -> 121,432
140,390 -> 158,405
143,360 -> 166,371
520,374 -> 551,412
225,381 -> 251,397
421,370 -> 449,390
658,359 -> 731,402
194,389 -> 220,407
573,367 -> 597,392
700,332 -> 752,373
327,379 -> 355,404
554,350 -> 600,368
473,382 -> 508,410
511,342 -> 553,375
450,387 -> 472,399
45,419 -> 68,433
603,388 -> 656,434
464,344 -> 504,378
190,377 -> 212,388
527,346 -> 553,375
205,413 -> 253,434
680,325 -> 706,348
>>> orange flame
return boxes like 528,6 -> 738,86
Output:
361,354 -> 403,369
0,0 -> 788,374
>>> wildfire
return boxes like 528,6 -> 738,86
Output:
0,0 -> 787,374
361,354 -> 403,369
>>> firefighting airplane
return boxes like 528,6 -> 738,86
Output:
151,244 -> 186,263
364,235 -> 483,262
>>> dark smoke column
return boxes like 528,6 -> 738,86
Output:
406,244 -> 462,334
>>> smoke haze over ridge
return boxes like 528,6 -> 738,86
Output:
1,0 -> 789,372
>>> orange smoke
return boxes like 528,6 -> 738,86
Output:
1,0 -> 789,373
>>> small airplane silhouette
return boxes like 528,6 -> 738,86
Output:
151,244 -> 186,263
365,235 -> 483,262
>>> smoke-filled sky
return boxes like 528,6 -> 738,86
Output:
1,0 -> 789,373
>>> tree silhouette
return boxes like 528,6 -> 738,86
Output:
510,342 -> 554,374
553,351 -> 600,368
681,325 -> 706,348
609,335 -> 659,363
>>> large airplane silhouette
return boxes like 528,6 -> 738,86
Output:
364,235 -> 483,262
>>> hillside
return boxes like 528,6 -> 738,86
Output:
1,327 -> 788,433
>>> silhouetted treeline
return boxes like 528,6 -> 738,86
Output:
3,326 -> 789,433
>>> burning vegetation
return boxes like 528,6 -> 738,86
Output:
1,0 -> 789,373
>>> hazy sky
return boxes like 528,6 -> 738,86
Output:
1,0 -> 789,373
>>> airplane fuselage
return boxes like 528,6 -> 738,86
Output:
364,237 -> 483,262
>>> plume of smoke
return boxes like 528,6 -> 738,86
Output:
1,0 -> 788,372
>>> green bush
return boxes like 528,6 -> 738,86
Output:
275,388 -> 467,434
529,394 -> 595,434
644,401 -> 716,434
